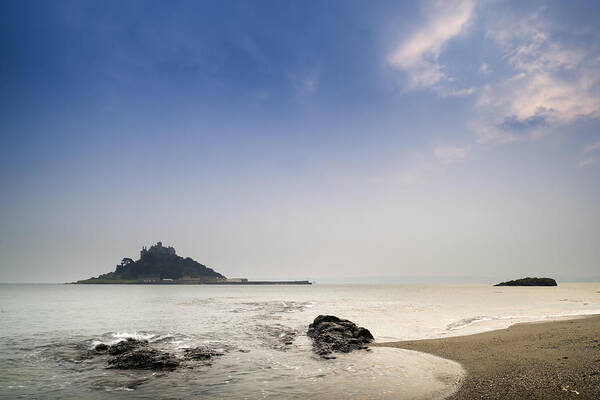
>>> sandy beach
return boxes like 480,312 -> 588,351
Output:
376,315 -> 600,399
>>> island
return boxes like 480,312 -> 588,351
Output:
494,277 -> 557,286
75,242 -> 311,285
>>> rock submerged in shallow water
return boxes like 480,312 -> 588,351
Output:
107,338 -> 148,355
260,323 -> 298,350
107,348 -> 180,370
93,343 -> 109,352
88,338 -> 226,370
183,346 -> 224,361
307,315 -> 374,358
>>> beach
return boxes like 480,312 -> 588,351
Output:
2,283 -> 599,399
376,315 -> 600,399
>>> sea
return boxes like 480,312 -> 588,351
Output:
1,283 -> 599,400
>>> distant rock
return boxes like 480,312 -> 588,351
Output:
495,277 -> 557,286
307,315 -> 374,358
107,348 -> 180,370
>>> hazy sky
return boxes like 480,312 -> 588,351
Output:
1,0 -> 599,283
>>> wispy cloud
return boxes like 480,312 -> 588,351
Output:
393,143 -> 472,186
580,141 -> 600,167
583,141 -> 600,153
437,86 -> 476,98
397,170 -> 425,185
433,144 -> 472,164
479,63 -> 490,75
388,0 -> 474,90
289,72 -> 319,96
579,157 -> 597,168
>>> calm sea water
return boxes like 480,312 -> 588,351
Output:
1,283 -> 599,399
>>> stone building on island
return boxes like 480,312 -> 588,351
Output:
140,241 -> 176,258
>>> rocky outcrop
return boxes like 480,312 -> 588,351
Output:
106,338 -> 148,355
89,339 -> 223,370
495,277 -> 557,286
107,348 -> 180,370
307,315 -> 373,358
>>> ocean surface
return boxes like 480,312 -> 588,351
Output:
1,283 -> 599,399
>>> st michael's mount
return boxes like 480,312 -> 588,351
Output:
75,242 -> 311,285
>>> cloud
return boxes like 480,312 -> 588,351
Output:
579,157 -> 597,168
388,3 -> 600,177
578,142 -> 600,167
473,9 -> 600,143
437,86 -> 476,98
289,72 -> 319,96
388,0 -> 474,89
397,170 -> 425,185
583,141 -> 600,153
499,112 -> 548,133
479,63 -> 490,75
433,144 -> 472,164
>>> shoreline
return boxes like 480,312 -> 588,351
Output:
375,314 -> 600,399
71,280 -> 312,285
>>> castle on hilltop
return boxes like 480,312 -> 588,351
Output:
140,241 -> 176,258
76,239 -> 311,284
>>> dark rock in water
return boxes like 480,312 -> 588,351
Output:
94,343 -> 109,352
107,349 -> 179,370
307,315 -> 374,358
183,346 -> 224,361
495,277 -> 557,287
108,338 -> 148,355
84,338 -> 147,359
87,337 -> 224,371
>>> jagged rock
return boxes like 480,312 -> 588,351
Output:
87,337 -> 225,371
107,338 -> 148,355
307,315 -> 374,358
107,349 -> 179,370
183,346 -> 224,361
495,277 -> 557,286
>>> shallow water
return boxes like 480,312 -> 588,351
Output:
1,283 -> 599,399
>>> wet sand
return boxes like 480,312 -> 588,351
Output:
375,315 -> 600,399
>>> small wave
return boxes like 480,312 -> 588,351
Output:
104,386 -> 135,392
255,323 -> 297,350
88,332 -> 175,349
446,314 -> 555,331
447,316 -> 492,330
234,300 -> 311,315
111,332 -> 158,342
446,309 -> 600,333
89,340 -> 104,349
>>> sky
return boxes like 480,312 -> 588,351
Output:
1,0 -> 599,283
